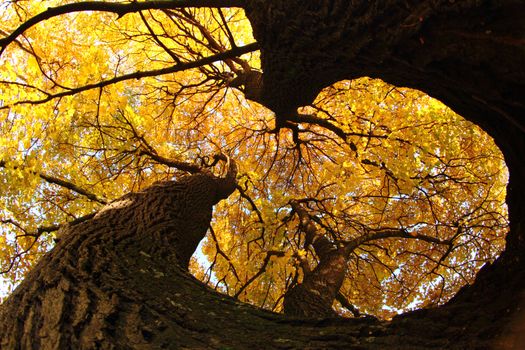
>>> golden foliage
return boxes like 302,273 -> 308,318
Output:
0,0 -> 508,318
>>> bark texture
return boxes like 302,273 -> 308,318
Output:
1,1 -> 525,348
0,162 -> 238,349
244,0 -> 525,347
283,200 -> 353,318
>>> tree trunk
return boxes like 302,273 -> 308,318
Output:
283,200 -> 354,318
245,0 -> 525,347
1,1 -> 525,348
283,247 -> 349,318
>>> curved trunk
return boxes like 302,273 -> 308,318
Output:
245,0 -> 525,345
0,169 -> 241,349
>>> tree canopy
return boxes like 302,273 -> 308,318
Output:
0,1 -> 509,320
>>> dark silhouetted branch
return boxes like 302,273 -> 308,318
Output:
0,0 -> 245,56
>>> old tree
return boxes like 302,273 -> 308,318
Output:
0,0 -> 524,348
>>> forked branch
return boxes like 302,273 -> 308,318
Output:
1,43 -> 259,109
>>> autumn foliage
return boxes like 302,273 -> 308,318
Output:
0,2 -> 508,319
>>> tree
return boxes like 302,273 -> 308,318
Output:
0,1 -> 524,348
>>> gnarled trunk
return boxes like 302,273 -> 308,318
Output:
245,0 -> 525,346
0,163 -> 239,349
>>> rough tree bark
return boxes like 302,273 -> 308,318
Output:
283,200 -> 354,318
0,157 -> 238,349
1,1 -> 524,348
244,1 -> 525,347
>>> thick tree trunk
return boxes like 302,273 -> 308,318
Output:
1,1 -> 524,348
0,163 -> 240,349
245,0 -> 525,347
245,1 -> 524,131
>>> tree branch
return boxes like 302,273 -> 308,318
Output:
0,160 -> 107,204
234,250 -> 285,299
336,292 -> 361,318
136,148 -> 203,174
37,212 -> 97,235
344,228 -> 452,255
236,182 -> 264,224
2,42 -> 259,108
1,212 -> 96,274
38,173 -> 107,205
208,226 -> 242,283
0,0 -> 245,56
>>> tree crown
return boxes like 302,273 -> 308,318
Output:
0,1 -> 508,319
